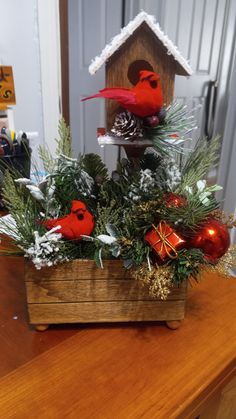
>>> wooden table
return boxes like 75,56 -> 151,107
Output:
0,256 -> 236,418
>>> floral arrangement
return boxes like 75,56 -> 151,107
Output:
0,111 -> 236,301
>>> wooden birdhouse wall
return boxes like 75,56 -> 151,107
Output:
106,23 -> 176,130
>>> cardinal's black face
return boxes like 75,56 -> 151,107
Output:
76,209 -> 85,221
139,71 -> 160,89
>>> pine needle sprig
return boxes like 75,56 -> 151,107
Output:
140,152 -> 163,171
38,145 -> 55,173
80,153 -> 108,181
39,118 -> 73,174
144,102 -> 197,155
178,136 -> 221,192
58,239 -> 95,260
2,170 -> 26,213
50,154 -> 98,214
2,172 -> 42,248
162,195 -> 219,232
172,248 -> 206,283
56,117 -> 72,157
94,201 -> 123,237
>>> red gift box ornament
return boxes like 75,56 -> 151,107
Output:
145,221 -> 185,260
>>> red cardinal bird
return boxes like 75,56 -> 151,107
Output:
82,70 -> 164,118
43,200 -> 94,241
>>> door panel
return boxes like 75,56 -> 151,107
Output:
68,0 -> 122,170
125,0 -> 231,145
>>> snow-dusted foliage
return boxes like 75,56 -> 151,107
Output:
164,159 -> 182,190
128,169 -> 158,202
24,226 -> 66,270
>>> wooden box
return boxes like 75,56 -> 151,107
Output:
24,259 -> 187,330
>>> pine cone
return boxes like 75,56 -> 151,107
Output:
111,111 -> 143,141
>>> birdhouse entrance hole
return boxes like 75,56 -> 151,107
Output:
127,60 -> 154,85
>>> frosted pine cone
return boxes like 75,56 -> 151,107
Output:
111,111 -> 143,141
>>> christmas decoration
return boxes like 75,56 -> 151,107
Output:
208,246 -> 236,277
82,70 -> 164,118
24,227 -> 66,270
111,111 -> 143,140
0,112 -> 234,301
0,118 -> 235,293
145,221 -> 185,260
190,218 -> 230,262
144,115 -> 160,128
143,101 -> 197,155
143,107 -> 166,128
0,10 -> 235,313
164,192 -> 187,208
132,263 -> 174,299
43,200 -> 94,241
157,107 -> 166,123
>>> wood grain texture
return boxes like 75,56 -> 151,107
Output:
0,273 -> 236,418
25,279 -> 187,303
216,375 -> 236,419
27,300 -> 186,324
24,259 -> 187,325
24,259 -> 132,281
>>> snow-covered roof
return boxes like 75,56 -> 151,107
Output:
89,11 -> 193,76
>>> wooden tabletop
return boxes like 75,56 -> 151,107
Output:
0,256 -> 236,418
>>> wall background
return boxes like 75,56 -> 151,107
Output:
0,0 -> 61,162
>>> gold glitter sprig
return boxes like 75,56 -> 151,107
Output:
210,210 -> 236,229
132,264 -> 174,300
207,245 -> 236,277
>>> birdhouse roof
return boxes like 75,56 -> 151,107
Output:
89,11 -> 193,76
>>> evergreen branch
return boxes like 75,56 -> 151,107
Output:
171,248 -> 206,283
80,153 -> 108,181
56,118 -> 72,157
1,172 -> 46,248
38,145 -> 55,173
144,102 -> 197,155
178,136 -> 221,192
140,153 -> 162,171
2,170 -> 26,213
162,195 -> 219,232
94,201 -> 123,237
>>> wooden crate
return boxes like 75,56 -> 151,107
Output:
24,259 -> 187,330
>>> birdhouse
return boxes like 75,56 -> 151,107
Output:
89,11 -> 192,130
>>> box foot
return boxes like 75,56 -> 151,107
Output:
166,320 -> 182,330
34,324 -> 49,332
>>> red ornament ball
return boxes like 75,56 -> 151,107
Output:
164,192 -> 187,208
190,218 -> 230,262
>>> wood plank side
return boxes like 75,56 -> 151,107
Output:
24,259 -> 131,281
27,300 -> 186,324
25,280 -> 187,303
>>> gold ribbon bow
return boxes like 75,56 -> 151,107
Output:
152,221 -> 178,259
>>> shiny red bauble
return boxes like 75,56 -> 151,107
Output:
164,192 -> 187,208
190,218 -> 230,262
